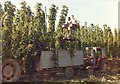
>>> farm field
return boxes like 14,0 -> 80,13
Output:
1,1 -> 120,84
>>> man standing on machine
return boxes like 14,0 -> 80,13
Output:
69,15 -> 78,38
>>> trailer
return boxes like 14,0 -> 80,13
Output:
2,49 -> 84,81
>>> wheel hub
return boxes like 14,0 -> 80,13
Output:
2,58 -> 21,82
65,67 -> 74,78
3,64 -> 14,78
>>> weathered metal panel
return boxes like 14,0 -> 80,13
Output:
72,50 -> 83,65
39,51 -> 55,69
58,50 -> 71,67
37,50 -> 84,70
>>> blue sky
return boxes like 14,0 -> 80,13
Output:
1,0 -> 119,31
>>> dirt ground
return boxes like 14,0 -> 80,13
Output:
2,57 -> 120,84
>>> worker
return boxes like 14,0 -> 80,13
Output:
62,17 -> 72,37
71,15 -> 77,26
92,50 -> 97,67
67,17 -> 72,30
62,15 -> 79,38
62,17 -> 71,28
96,50 -> 102,67
69,15 -> 78,38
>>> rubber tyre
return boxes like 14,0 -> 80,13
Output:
65,67 -> 74,79
2,58 -> 21,82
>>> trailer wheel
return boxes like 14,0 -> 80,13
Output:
86,66 -> 93,77
2,58 -> 21,82
65,67 -> 74,79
